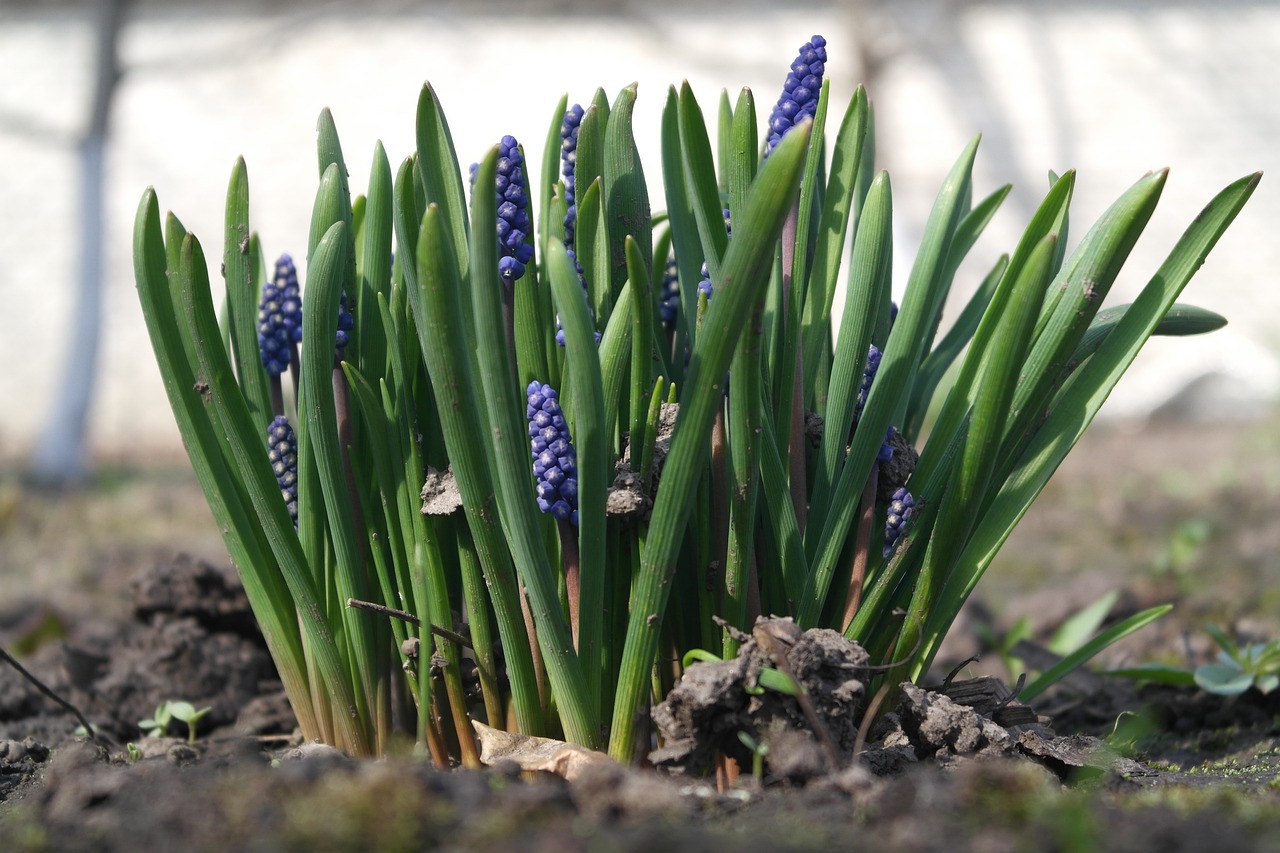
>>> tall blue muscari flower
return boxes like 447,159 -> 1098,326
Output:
883,486 -> 915,559
527,381 -> 578,525
560,104 -> 584,248
258,254 -> 302,376
267,415 -> 299,526
766,35 -> 827,156
493,135 -> 535,284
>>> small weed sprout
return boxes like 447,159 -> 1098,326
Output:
139,700 -> 213,744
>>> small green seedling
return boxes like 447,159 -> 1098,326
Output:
737,730 -> 769,781
1194,626 -> 1280,697
126,742 -> 142,762
139,700 -> 213,745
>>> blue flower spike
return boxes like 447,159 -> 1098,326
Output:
527,381 -> 579,525
766,35 -> 827,156
494,135 -> 535,284
560,104 -> 584,247
267,415 -> 300,526
883,486 -> 915,559
257,253 -> 303,376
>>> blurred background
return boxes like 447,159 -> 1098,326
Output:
2,0 -> 1276,483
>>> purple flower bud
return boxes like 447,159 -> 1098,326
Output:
766,36 -> 827,155
266,415 -> 299,526
258,254 -> 302,376
883,486 -> 915,559
527,380 -> 580,525
489,135 -> 534,284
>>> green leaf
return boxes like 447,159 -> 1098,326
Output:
410,202 -> 544,738
1194,663 -> 1255,696
799,86 -> 869,395
1048,591 -> 1119,656
469,147 -> 597,747
1019,604 -> 1173,702
222,158 -> 272,425
604,83 -> 652,299
547,236 -> 610,718
415,83 -> 470,282
608,119 -> 810,762
134,190 -> 321,743
801,136 -> 980,629
1102,663 -> 1197,687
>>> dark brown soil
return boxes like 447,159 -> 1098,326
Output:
1,417 -> 1279,851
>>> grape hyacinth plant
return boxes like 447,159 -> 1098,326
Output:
134,34 -> 1258,768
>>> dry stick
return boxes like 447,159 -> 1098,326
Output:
343,599 -> 459,768
345,598 -> 474,648
558,518 -> 582,650
419,654 -> 451,769
853,681 -> 893,759
840,469 -> 880,632
752,625 -> 842,772
0,645 -> 99,743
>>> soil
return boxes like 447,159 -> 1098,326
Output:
1,417 -> 1279,851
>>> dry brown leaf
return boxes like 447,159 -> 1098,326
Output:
471,721 -> 614,781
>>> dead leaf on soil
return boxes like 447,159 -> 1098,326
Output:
471,721 -> 614,781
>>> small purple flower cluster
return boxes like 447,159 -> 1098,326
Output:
267,415 -> 299,526
257,254 -> 303,376
659,255 -> 680,331
560,104 -> 584,248
335,290 -> 354,352
857,345 -> 881,420
527,381 -> 578,524
495,135 -> 535,284
883,486 -> 915,559
697,209 -> 732,305
766,35 -> 827,155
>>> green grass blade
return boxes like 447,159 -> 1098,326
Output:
799,136 -> 980,628
608,121 -> 810,761
223,157 -> 272,424
410,202 -> 544,737
134,189 -> 318,741
173,227 -> 370,755
415,83 -> 470,283
604,83 -> 652,299
900,232 -> 1057,681
470,147 -> 597,747
918,172 -> 1261,675
678,82 -> 729,280
548,237 -> 609,719
358,141 -> 394,379
809,170 -> 892,524
800,86 -> 869,394
1019,605 -> 1173,702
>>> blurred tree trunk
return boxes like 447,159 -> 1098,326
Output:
30,0 -> 127,486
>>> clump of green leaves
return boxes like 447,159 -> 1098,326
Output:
1194,626 -> 1280,696
133,38 -> 1258,763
